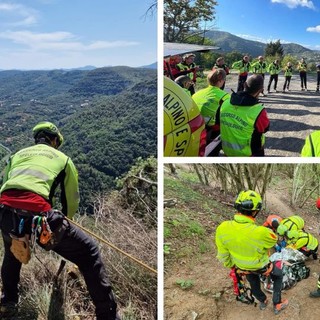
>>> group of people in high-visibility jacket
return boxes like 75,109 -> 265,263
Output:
215,190 -> 320,315
232,56 -> 316,94
165,52 -> 320,157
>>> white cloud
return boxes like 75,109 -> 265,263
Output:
236,34 -> 290,44
271,0 -> 315,9
306,25 -> 320,33
0,3 -> 38,26
0,30 -> 139,52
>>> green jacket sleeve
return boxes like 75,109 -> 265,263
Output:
215,224 -> 234,268
62,158 -> 80,218
301,134 -> 313,157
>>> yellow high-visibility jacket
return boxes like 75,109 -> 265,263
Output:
215,214 -> 278,270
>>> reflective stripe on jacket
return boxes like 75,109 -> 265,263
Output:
281,215 -> 304,231
268,63 -> 281,75
1,143 -> 79,218
232,60 -> 251,74
250,61 -> 267,74
289,230 -> 318,251
215,214 -> 278,270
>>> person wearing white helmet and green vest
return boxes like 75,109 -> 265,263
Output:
215,190 -> 289,314
220,74 -> 270,157
0,122 -> 120,319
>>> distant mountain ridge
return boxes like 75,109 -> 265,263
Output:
206,30 -> 320,61
0,66 -> 157,211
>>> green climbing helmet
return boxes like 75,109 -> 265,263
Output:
276,224 -> 288,236
234,190 -> 262,214
33,121 -> 64,148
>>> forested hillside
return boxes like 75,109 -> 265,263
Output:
0,66 -> 157,211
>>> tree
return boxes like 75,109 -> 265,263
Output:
265,40 -> 284,60
164,0 -> 218,42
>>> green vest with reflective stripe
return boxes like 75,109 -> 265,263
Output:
250,61 -> 267,74
215,214 -> 278,270
1,144 -> 79,218
232,60 -> 250,74
301,131 -> 320,157
268,63 -> 280,75
220,99 -> 265,156
284,66 -> 293,77
192,86 -> 230,126
177,62 -> 195,79
298,62 -> 307,72
281,216 -> 304,231
294,230 -> 318,251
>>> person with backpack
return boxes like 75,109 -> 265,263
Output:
215,190 -> 289,314
232,55 -> 251,92
0,122 -> 120,319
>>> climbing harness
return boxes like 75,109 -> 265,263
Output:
229,268 -> 255,305
31,215 -> 53,245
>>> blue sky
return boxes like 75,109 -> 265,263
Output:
214,0 -> 320,50
0,0 -> 157,70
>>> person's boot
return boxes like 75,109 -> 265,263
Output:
274,299 -> 288,315
259,298 -> 268,310
310,288 -> 320,298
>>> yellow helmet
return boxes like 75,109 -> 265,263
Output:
33,121 -> 64,148
234,190 -> 262,214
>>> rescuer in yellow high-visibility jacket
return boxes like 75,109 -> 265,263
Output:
285,230 -> 318,259
215,190 -> 289,314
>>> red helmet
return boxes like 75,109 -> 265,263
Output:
316,198 -> 320,210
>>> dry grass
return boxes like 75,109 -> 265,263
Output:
0,193 -> 157,320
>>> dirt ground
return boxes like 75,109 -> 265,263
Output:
164,189 -> 320,320
219,73 -> 320,156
